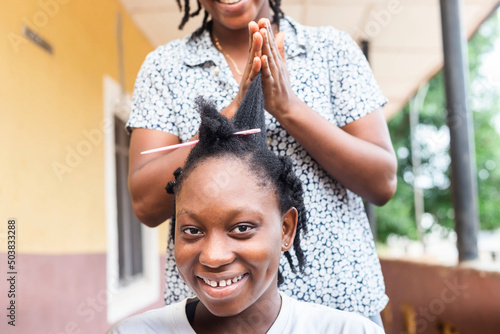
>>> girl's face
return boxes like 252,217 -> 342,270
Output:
174,156 -> 296,318
198,0 -> 272,32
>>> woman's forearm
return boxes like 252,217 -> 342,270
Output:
129,146 -> 193,227
277,98 -> 397,206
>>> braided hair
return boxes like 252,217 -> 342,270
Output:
176,0 -> 284,37
166,74 -> 306,285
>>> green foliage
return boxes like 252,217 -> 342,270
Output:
376,10 -> 500,242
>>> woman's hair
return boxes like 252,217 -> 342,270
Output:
166,75 -> 306,285
176,0 -> 284,37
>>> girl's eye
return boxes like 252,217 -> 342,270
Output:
232,225 -> 253,234
182,227 -> 202,236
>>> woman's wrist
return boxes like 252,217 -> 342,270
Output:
220,98 -> 240,119
268,94 -> 305,126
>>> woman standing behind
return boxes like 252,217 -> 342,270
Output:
127,0 -> 397,325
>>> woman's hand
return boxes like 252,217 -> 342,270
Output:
257,18 -> 299,121
221,22 -> 263,119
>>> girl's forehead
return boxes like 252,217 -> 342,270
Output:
177,156 -> 277,206
188,156 -> 256,183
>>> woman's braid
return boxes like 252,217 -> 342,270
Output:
278,156 -> 307,274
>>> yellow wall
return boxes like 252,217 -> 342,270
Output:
0,0 -> 167,253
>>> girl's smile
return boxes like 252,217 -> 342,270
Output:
199,273 -> 246,288
216,0 -> 244,5
197,273 -> 248,299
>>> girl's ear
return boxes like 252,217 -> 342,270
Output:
281,207 -> 298,252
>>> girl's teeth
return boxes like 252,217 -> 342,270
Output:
218,0 -> 241,4
203,275 -> 244,288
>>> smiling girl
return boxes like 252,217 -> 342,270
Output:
109,77 -> 383,333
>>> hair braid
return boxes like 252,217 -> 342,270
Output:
178,0 -> 191,30
277,155 -> 307,274
191,10 -> 210,39
191,0 -> 202,17
269,0 -> 284,27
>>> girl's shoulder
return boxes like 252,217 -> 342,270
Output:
273,292 -> 385,334
106,297 -> 197,334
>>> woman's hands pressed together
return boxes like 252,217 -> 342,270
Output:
224,18 -> 299,123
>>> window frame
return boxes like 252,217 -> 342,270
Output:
103,76 -> 159,323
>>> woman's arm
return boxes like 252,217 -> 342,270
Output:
257,19 -> 397,205
277,103 -> 397,205
128,129 -> 192,227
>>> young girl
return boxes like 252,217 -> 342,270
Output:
109,78 -> 383,333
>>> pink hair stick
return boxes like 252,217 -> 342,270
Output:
140,128 -> 261,155
233,128 -> 261,135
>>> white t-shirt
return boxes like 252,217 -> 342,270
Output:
107,292 -> 384,333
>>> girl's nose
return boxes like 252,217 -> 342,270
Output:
198,234 -> 235,268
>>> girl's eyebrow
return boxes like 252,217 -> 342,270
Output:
176,208 -> 195,218
176,207 -> 265,221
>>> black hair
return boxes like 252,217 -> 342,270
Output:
166,74 -> 306,285
176,0 -> 284,38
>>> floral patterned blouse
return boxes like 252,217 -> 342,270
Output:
128,16 -> 389,317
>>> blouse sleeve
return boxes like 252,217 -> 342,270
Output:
329,31 -> 388,127
126,50 -> 178,136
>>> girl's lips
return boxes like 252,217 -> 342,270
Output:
197,273 -> 248,299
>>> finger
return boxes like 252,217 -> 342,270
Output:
260,28 -> 276,71
252,31 -> 263,58
249,31 -> 262,64
267,25 -> 283,66
261,55 -> 272,80
249,56 -> 261,81
264,19 -> 278,51
243,31 -> 262,79
260,28 -> 271,60
257,18 -> 268,30
248,21 -> 259,51
258,19 -> 276,51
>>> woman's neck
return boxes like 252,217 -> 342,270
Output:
210,19 -> 279,81
211,23 -> 251,51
